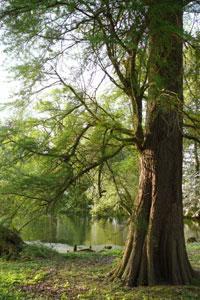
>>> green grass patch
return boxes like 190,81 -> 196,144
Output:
187,243 -> 200,270
0,243 -> 199,299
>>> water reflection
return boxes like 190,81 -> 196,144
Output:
21,215 -> 200,246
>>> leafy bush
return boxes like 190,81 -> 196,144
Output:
0,225 -> 24,259
20,243 -> 60,260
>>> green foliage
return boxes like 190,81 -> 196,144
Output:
0,84 -> 138,224
92,148 -> 139,218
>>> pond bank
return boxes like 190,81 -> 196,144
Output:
25,241 -> 123,253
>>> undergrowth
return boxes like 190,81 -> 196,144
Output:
0,243 -> 199,299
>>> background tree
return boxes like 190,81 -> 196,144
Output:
183,38 -> 200,218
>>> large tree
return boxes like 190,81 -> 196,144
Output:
0,0 -> 199,286
113,0 -> 194,285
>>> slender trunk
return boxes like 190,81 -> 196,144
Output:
194,141 -> 199,174
112,0 -> 194,286
194,141 -> 199,202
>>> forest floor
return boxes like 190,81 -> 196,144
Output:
0,243 -> 199,300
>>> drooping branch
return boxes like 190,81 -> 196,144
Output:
7,124 -> 93,163
183,0 -> 200,6
183,134 -> 200,144
50,144 -> 126,205
54,69 -> 100,121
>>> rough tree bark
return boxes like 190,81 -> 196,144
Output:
112,0 -> 194,286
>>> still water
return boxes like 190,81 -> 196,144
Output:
21,215 -> 200,246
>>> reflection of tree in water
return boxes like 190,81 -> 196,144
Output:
85,218 -> 127,246
20,215 -> 55,242
56,215 -> 91,245
184,219 -> 200,241
21,216 -> 200,245
20,215 -> 91,245
48,215 -> 57,242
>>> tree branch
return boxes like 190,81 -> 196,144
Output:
183,134 -> 200,144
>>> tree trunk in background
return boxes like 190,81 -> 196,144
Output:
112,0 -> 194,286
194,141 -> 199,174
194,141 -> 199,202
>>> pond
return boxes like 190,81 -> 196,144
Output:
20,215 -> 200,247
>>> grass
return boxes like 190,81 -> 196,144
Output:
0,244 -> 199,299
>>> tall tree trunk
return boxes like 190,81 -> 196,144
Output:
112,0 -> 194,286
